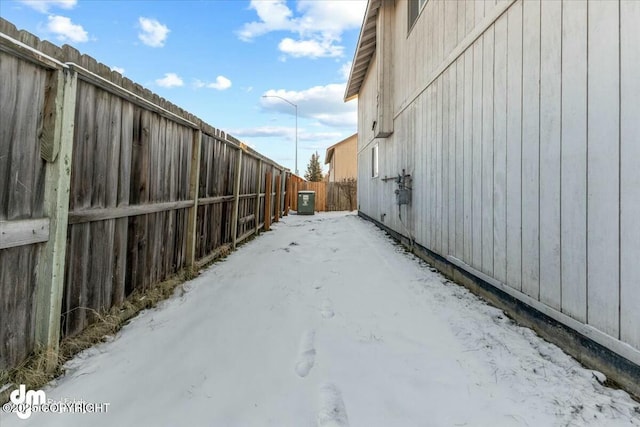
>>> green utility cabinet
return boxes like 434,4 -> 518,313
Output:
297,191 -> 315,215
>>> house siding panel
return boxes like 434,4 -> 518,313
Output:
620,0 -> 640,350
350,0 -> 640,367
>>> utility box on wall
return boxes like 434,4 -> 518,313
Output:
297,191 -> 315,215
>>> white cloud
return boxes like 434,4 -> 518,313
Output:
295,1 -> 367,38
46,15 -> 88,43
231,126 -> 293,138
20,0 -> 76,13
194,76 -> 232,91
261,83 -> 357,128
111,66 -> 125,75
237,0 -> 367,59
231,127 -> 342,144
278,38 -> 342,59
138,17 -> 169,47
237,0 -> 294,41
156,73 -> 183,88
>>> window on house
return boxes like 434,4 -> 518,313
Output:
408,0 -> 428,32
371,144 -> 379,178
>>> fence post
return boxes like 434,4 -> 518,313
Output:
283,174 -> 290,216
280,170 -> 286,216
264,171 -> 272,231
274,175 -> 281,223
34,68 -> 77,370
231,148 -> 243,249
254,159 -> 262,234
185,129 -> 202,272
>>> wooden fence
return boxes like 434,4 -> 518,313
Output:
0,19 -> 290,371
289,177 -> 357,212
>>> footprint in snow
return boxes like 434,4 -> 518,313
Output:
295,330 -> 316,378
317,383 -> 349,427
320,299 -> 335,319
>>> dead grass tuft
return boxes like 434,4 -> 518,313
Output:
0,272 -> 186,404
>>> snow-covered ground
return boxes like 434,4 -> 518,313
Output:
2,212 -> 639,426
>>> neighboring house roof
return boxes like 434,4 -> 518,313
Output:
325,133 -> 357,165
344,0 -> 380,101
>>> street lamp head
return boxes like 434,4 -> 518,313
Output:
262,94 -> 297,108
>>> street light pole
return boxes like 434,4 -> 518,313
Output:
262,95 -> 298,176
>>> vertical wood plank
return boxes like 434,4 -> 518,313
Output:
539,0 -> 562,309
134,109 -> 150,291
424,86 -> 431,248
145,113 -> 159,287
620,0 -> 640,349
431,82 -> 437,250
587,0 -> 620,337
186,130 -> 202,267
435,76 -> 443,254
521,0 -> 541,300
231,149 -> 243,249
484,0 -> 497,22
455,56 -> 465,259
6,60 -> 43,220
465,0 -> 476,35
274,174 -> 281,221
264,172 -> 272,231
441,67 -> 450,256
104,95 -> 122,306
506,1 -> 522,291
113,100 -> 132,305
475,0 -> 485,27
457,0 -> 466,46
463,48 -> 473,264
282,169 -> 287,216
472,37 -> 483,270
436,0 -> 444,69
448,62 -> 457,256
254,160 -> 262,234
0,52 -> 18,221
444,0 -> 458,59
493,14 -> 507,284
417,94 -> 425,245
560,0 -> 588,321
87,88 -> 110,315
481,25 -> 494,276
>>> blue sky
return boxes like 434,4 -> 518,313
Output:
0,0 -> 366,174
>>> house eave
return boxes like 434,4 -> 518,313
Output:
344,0 -> 380,102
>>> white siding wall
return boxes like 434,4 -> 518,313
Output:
356,0 -> 640,356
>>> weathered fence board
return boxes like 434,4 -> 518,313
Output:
0,219 -> 49,249
0,46 -> 51,370
0,245 -> 38,370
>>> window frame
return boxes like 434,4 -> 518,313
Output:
408,0 -> 428,34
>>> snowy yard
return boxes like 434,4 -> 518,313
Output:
3,212 -> 639,426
